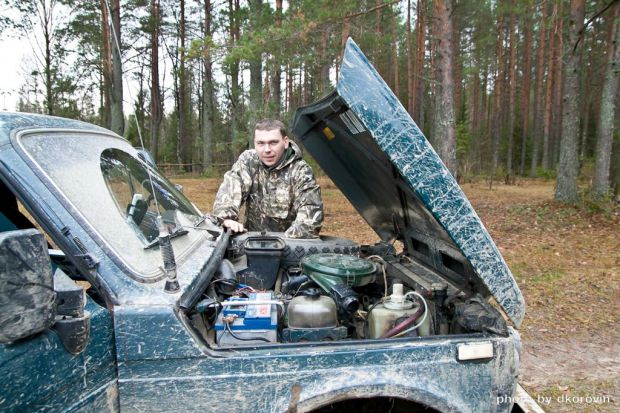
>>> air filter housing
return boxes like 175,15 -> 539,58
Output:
300,253 -> 376,292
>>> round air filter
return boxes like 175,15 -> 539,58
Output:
300,253 -> 376,291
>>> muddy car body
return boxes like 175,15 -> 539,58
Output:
1,40 -> 530,412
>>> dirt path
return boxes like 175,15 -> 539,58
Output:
518,336 -> 619,412
520,336 -> 619,388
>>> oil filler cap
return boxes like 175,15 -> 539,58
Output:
301,288 -> 321,300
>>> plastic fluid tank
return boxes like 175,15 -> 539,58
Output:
368,284 -> 431,338
287,289 -> 338,329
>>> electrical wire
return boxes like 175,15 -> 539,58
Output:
365,297 -> 385,320
209,278 -> 239,287
204,299 -> 284,313
391,291 -> 429,338
223,320 -> 271,343
399,254 -> 416,265
366,255 -> 388,298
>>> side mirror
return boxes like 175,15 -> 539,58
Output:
0,229 -> 56,343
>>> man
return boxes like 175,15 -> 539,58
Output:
212,119 -> 323,238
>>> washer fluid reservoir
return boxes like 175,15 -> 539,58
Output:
368,283 -> 430,338
287,289 -> 338,329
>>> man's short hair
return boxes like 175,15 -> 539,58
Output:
255,119 -> 287,138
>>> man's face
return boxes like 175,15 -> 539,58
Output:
254,128 -> 289,167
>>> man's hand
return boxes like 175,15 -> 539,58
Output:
222,219 -> 246,233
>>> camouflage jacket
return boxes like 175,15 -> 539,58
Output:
212,142 -> 324,238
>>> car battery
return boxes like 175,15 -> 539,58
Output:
215,292 -> 278,346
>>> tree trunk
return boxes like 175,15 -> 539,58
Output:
555,0 -> 585,204
551,1 -> 564,169
506,0 -> 517,177
580,58 -> 593,161
482,67 -> 489,141
451,8 -> 462,120
100,0 -> 112,128
110,0 -> 124,135
337,17 -> 350,82
471,72 -> 480,136
433,0 -> 457,176
412,0 -> 426,126
177,0 -> 192,170
519,1 -> 533,176
286,65 -> 293,113
202,0 -> 216,171
542,2 -> 558,171
613,132 -> 620,199
228,0 -> 241,161
392,5 -> 399,100
149,0 -> 162,163
491,10 -> 505,186
271,0 -> 283,116
429,1 -> 437,137
303,63 -> 309,105
407,0 -> 414,116
40,2 -> 53,115
375,0 -> 390,86
248,0 -> 263,147
531,1 -> 547,176
319,30 -> 331,97
592,2 -> 620,199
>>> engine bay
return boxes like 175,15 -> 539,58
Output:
189,232 -> 509,348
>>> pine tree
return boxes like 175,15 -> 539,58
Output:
555,0 -> 585,203
592,1 -> 620,199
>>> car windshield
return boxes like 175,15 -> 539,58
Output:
17,130 -> 208,279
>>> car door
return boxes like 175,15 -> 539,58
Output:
0,185 -> 119,412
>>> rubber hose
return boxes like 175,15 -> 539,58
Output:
380,296 -> 425,338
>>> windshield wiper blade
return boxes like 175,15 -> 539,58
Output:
194,213 -> 223,227
143,228 -> 189,249
193,214 -> 209,227
189,214 -> 223,237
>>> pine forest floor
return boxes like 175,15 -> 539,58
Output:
176,176 -> 619,413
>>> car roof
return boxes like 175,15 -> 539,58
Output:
0,112 -> 111,146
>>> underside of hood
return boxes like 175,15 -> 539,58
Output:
292,38 -> 525,328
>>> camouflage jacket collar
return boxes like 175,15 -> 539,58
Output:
264,141 -> 303,172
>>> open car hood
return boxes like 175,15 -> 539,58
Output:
292,39 -> 525,327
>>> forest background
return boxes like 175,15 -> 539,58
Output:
0,0 -> 619,205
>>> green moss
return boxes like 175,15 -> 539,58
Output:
531,269 -> 565,284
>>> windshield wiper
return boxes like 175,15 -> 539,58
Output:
193,213 -> 222,228
193,214 -> 209,227
144,227 -> 189,249
186,214 -> 223,237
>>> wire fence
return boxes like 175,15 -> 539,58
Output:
158,163 -> 233,177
